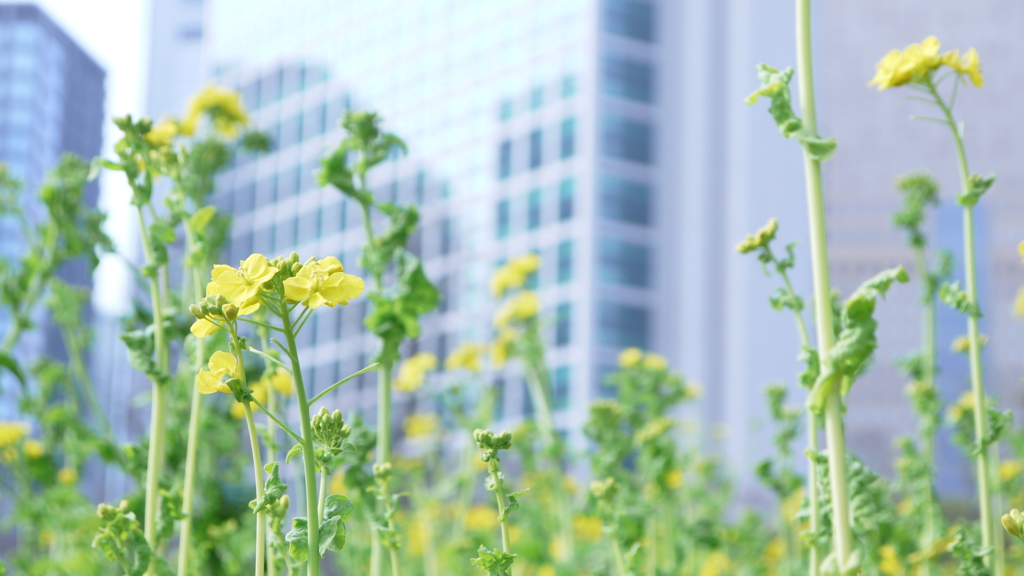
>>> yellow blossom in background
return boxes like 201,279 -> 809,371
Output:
181,85 -> 249,137
57,467 -> 78,485
1015,287 -> 1024,317
284,256 -> 364,309
196,350 -> 242,395
144,119 -> 178,147
269,367 -> 294,396
781,488 -> 805,520
762,537 -> 784,567
618,347 -> 642,368
403,413 -> 439,438
490,253 -> 541,297
548,536 -> 566,560
869,36 -> 942,90
231,382 -> 267,418
0,421 -> 30,448
698,551 -> 731,576
494,290 -> 540,327
330,473 -> 346,495
39,528 -> 55,548
394,352 -> 438,392
509,525 -> 522,544
491,328 -> 516,368
465,505 -> 497,531
537,565 -> 556,576
952,333 -> 988,353
208,254 -> 278,313
23,438 -> 44,459
642,352 -> 668,371
1,447 -> 15,463
878,544 -> 904,575
1002,460 -> 1023,483
947,391 -> 975,421
685,381 -> 704,399
573,515 -> 603,542
736,217 -> 779,253
445,342 -> 485,373
666,469 -> 684,490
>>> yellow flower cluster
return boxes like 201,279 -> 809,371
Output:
735,218 -> 778,254
192,254 -> 278,337
394,352 -> 438,392
403,413 -> 439,438
1001,460 -> 1023,483
491,328 -> 516,368
23,439 -> 45,459
0,421 -> 29,448
698,551 -> 731,576
493,291 -> 540,328
572,515 -> 603,542
870,36 -> 982,90
144,119 -> 179,147
490,253 -> 541,297
464,504 -> 498,531
877,544 -> 904,576
283,256 -> 364,310
196,351 -> 242,395
57,467 -> 78,485
181,85 -> 249,137
444,342 -> 485,373
617,347 -> 669,371
946,391 -> 975,422
951,333 -> 988,353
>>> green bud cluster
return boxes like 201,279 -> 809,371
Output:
190,293 -> 233,321
591,477 -> 618,502
269,251 -> 301,282
373,462 -> 393,482
1003,509 -> 1024,541
311,407 -> 352,456
474,429 -> 512,463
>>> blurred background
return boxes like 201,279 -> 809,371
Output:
0,0 -> 1022,509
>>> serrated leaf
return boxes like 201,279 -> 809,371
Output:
251,462 -> 288,512
747,63 -> 836,161
471,545 -> 516,576
189,205 -> 217,232
285,517 -> 309,562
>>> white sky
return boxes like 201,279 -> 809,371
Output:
2,0 -> 148,313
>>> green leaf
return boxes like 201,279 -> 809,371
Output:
808,266 -> 909,412
189,205 -> 217,233
251,462 -> 289,512
747,63 -> 837,161
958,173 -> 995,207
498,488 -> 530,523
470,545 -> 516,576
940,281 -> 982,318
285,517 -> 309,562
0,351 -> 25,390
317,494 -> 354,556
285,443 -> 303,464
120,327 -> 168,386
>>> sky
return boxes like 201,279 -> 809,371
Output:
2,0 -> 148,313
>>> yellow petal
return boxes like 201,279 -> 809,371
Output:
307,292 -> 327,310
208,350 -> 240,377
283,276 -> 312,303
190,318 -> 220,338
196,370 -> 230,394
319,256 -> 344,274
321,273 -> 365,305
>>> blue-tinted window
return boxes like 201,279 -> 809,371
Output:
560,118 -> 575,159
598,301 -> 648,348
497,199 -> 510,239
437,276 -> 449,313
280,115 -> 302,148
558,241 -> 572,283
305,103 -> 326,137
416,171 -> 426,205
500,99 -> 514,120
601,176 -> 651,224
278,166 -> 299,199
602,115 -> 651,163
603,55 -> 653,102
299,210 -> 320,244
235,182 -> 255,213
527,189 -> 541,230
552,366 -> 570,410
529,129 -> 543,169
499,140 -> 512,179
257,175 -> 277,205
556,303 -> 571,346
599,238 -> 650,287
531,87 -> 544,109
302,161 -> 319,192
440,217 -> 453,255
274,218 -> 296,253
603,0 -> 654,42
559,179 -> 574,221
562,75 -> 577,98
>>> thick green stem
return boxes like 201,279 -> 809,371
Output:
318,469 -> 328,521
794,0 -> 854,570
244,403 -> 267,576
376,364 -> 393,465
281,306 -> 321,576
928,79 -> 999,574
489,463 -> 512,555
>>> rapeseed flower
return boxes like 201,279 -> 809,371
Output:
951,333 -> 988,353
943,48 -> 983,87
490,253 -> 541,297
209,253 -> 278,311
444,342 -> 485,373
465,504 -> 497,531
0,422 -> 29,448
57,467 -> 78,485
492,328 -> 516,368
283,256 -> 364,309
618,347 -> 643,368
269,367 -> 294,397
493,291 -> 540,327
231,381 -> 267,418
196,351 -> 242,395
403,413 -> 439,438
181,85 -> 248,137
394,353 -> 438,392
573,515 -> 603,542
736,217 -> 778,254
1001,460 -> 1023,483
22,439 -> 44,459
642,352 -> 668,371
870,36 -> 983,90
877,545 -> 904,576
144,119 -> 178,147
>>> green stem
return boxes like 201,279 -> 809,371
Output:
794,1 -> 854,571
280,304 -> 321,576
244,402 -> 267,576
318,468 -> 328,521
610,533 -> 628,576
266,347 -> 279,576
136,205 -> 170,574
644,515 -> 657,576
913,245 -> 938,576
489,463 -> 512,555
927,79 -> 999,574
248,397 -> 302,443
309,363 -> 379,405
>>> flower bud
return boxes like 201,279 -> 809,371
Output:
1003,512 -> 1022,538
223,304 -> 238,321
292,262 -> 303,275
189,304 -> 204,320
289,251 -> 300,265
214,294 -> 228,307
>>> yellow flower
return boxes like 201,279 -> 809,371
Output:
270,367 -> 294,397
548,536 -> 566,560
944,48 -> 983,87
394,352 -> 438,392
23,439 -> 45,459
642,352 -> 668,371
57,467 -> 78,485
0,421 -> 30,448
736,217 -> 779,253
870,36 -> 943,90
763,537 -> 784,566
952,334 -> 988,353
190,317 -> 221,338
618,347 -> 642,368
444,342 -> 485,373
489,253 -> 541,297
1015,287 -> 1024,317
231,381 -> 267,418
509,524 -> 522,545
878,544 -> 904,575
181,85 -> 249,137
493,291 -> 540,327
208,254 -> 278,312
491,328 -> 516,368
330,473 -> 346,494
39,528 -> 55,547
144,119 -> 178,147
698,551 -> 731,576
196,350 -> 242,394
1001,461 -> 1023,483
573,515 -> 603,542
465,505 -> 497,531
283,256 -> 364,309
538,565 -> 556,576
666,469 -> 684,490
403,413 -> 439,438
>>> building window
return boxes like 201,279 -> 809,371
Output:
527,189 -> 541,230
437,276 -> 449,313
440,217 -> 453,255
529,129 -> 543,169
601,175 -> 651,224
602,55 -> 653,103
416,171 -> 426,205
562,75 -> 576,98
559,179 -> 574,221
274,217 -> 297,253
257,175 -> 277,205
552,366 -> 570,410
599,238 -> 650,287
601,114 -> 652,163
560,118 -> 575,159
299,210 -> 320,244
235,182 -> 256,213
555,303 -> 571,346
603,0 -> 654,42
557,241 -> 572,284
598,301 -> 648,348
499,140 -> 512,179
500,99 -> 514,121
497,199 -> 510,239
531,86 -> 544,109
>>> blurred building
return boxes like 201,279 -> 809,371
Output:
0,3 -> 104,411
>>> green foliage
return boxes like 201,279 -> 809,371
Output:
319,494 -> 355,556
893,172 -> 939,249
941,281 -> 982,317
93,501 -> 174,576
251,462 -> 288,512
948,527 -> 991,576
958,173 -> 995,208
471,545 -> 516,576
746,64 -> 837,160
